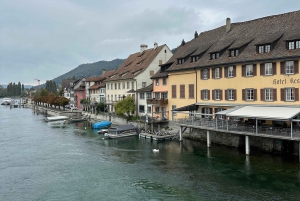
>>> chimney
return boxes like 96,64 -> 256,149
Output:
140,44 -> 148,53
102,69 -> 107,76
154,42 -> 158,50
226,17 -> 231,32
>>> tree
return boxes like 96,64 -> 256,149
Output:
96,102 -> 105,112
114,96 -> 135,119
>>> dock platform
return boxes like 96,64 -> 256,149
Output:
139,132 -> 177,141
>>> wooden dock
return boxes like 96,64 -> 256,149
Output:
139,132 -> 177,141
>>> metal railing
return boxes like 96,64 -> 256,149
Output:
175,117 -> 300,138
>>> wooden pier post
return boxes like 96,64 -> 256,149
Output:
245,136 -> 250,155
207,130 -> 211,148
179,126 -> 183,141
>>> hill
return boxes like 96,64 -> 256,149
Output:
50,59 -> 125,86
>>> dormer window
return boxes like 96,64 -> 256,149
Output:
210,52 -> 220,60
287,40 -> 300,50
177,58 -> 184,64
258,44 -> 271,53
229,49 -> 239,57
191,56 -> 199,62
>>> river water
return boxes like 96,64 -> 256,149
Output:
1,103 -> 300,201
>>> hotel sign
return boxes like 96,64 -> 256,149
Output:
273,78 -> 300,85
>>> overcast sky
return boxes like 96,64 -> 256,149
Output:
1,0 -> 300,85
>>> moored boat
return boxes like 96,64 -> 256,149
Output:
92,121 -> 112,129
45,116 -> 69,122
104,124 -> 139,139
1,98 -> 12,105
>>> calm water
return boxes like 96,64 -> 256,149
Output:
1,103 -> 300,201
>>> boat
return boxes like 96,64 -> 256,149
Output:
69,117 -> 87,122
92,121 -> 112,129
98,128 -> 109,134
104,124 -> 139,139
1,98 -> 12,105
45,116 -> 69,122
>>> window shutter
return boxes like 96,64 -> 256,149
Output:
225,89 -> 228,100
201,70 -> 204,79
220,90 -> 223,100
242,89 -> 245,101
212,69 -> 215,78
220,68 -> 223,78
233,66 -> 236,77
280,62 -> 285,74
254,89 -> 257,101
281,88 -> 285,101
172,85 -> 176,98
272,62 -> 277,75
260,89 -> 264,101
273,88 -> 277,101
242,65 -> 246,77
209,108 -> 213,115
233,89 -> 236,100
212,89 -> 215,100
224,67 -> 228,78
253,64 -> 257,76
295,88 -> 299,101
208,90 -> 210,100
294,60 -> 299,74
201,90 -> 203,100
201,108 -> 205,118
260,63 -> 264,76
207,69 -> 210,79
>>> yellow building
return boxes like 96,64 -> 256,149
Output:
166,10 -> 300,125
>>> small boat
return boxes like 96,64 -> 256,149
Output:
104,124 -> 139,139
92,121 -> 112,129
45,116 -> 69,122
98,128 -> 108,134
1,98 -> 12,105
69,117 -> 87,122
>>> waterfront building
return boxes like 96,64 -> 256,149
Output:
165,10 -> 300,126
135,84 -> 152,117
105,43 -> 173,114
69,77 -> 86,109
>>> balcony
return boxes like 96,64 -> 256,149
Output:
147,98 -> 168,105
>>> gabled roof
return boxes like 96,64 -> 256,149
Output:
89,84 -> 101,90
86,69 -> 116,82
105,44 -> 167,82
135,84 -> 153,92
167,10 -> 300,72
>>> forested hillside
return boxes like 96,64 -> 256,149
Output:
51,59 -> 125,86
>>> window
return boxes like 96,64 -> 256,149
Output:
140,93 -> 145,100
139,105 -> 145,113
146,92 -> 152,99
227,89 -> 235,100
216,108 -> 225,119
177,58 -> 184,64
210,52 -> 220,60
189,84 -> 194,98
265,63 -> 273,75
180,85 -> 185,98
114,83 -> 117,89
131,82 -> 134,89
213,89 -> 221,100
172,85 -> 176,98
111,84 -> 113,90
107,84 -> 110,90
191,56 -> 199,62
161,92 -> 167,99
246,65 -> 253,76
214,68 -> 220,78
127,82 -> 129,89
163,78 -> 167,85
155,92 -> 160,99
118,83 -> 120,89
156,79 -> 159,86
227,66 -> 234,77
286,88 -> 295,101
201,69 -> 209,79
264,88 -> 273,101
201,89 -> 209,100
287,40 -> 300,50
147,106 -> 151,114
172,105 -> 177,116
229,49 -> 239,57
204,107 -> 210,118
286,61 -> 294,74
258,44 -> 271,53
246,89 -> 254,101
122,83 -> 125,89
142,82 -> 146,88
155,107 -> 159,114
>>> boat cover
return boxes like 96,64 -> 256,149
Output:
92,121 -> 112,129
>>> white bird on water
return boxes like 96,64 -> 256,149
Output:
153,149 -> 159,153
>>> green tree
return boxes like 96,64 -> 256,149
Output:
114,96 -> 135,119
22,84 -> 24,92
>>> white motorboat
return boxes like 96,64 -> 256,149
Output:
1,98 -> 12,105
45,116 -> 69,122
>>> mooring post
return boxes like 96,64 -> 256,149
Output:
179,126 -> 183,141
207,130 -> 211,148
245,136 -> 250,155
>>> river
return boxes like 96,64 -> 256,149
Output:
0,103 -> 300,201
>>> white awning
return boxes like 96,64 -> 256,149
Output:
225,106 -> 300,120
215,105 -> 245,115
